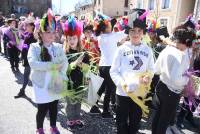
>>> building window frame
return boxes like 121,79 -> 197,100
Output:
124,0 -> 129,8
159,17 -> 169,28
136,0 -> 143,9
124,11 -> 128,16
160,0 -> 171,10
148,0 -> 156,10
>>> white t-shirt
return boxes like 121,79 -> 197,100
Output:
98,31 -> 127,66
32,44 -> 62,104
110,41 -> 155,96
155,46 -> 190,94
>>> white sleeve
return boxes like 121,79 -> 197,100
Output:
114,31 -> 127,41
28,43 -> 53,71
147,48 -> 155,74
97,36 -> 101,49
154,50 -> 164,75
110,48 -> 125,87
170,55 -> 189,87
59,45 -> 68,75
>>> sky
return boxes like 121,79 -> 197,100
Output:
52,0 -> 77,15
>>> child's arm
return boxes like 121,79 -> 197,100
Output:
28,43 -> 56,71
110,48 -> 125,87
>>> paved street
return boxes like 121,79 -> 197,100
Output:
0,54 -> 199,134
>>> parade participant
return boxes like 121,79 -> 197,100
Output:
63,16 -> 89,130
0,19 -> 9,57
110,8 -> 154,134
176,32 -> 200,128
89,13 -> 127,117
27,10 -> 68,134
147,23 -> 169,97
151,25 -> 196,134
82,24 -> 100,63
3,18 -> 20,72
14,16 -> 37,98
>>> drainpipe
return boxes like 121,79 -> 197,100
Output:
194,0 -> 199,19
174,0 -> 181,29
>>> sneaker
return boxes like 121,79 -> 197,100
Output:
15,67 -> 20,72
89,105 -> 101,115
170,125 -> 182,134
67,120 -> 76,130
14,89 -> 25,99
111,104 -> 116,114
102,112 -> 113,119
75,120 -> 84,129
11,67 -> 15,72
177,122 -> 184,129
50,127 -> 60,134
36,128 -> 45,134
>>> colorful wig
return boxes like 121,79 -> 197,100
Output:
39,9 -> 56,32
63,16 -> 82,37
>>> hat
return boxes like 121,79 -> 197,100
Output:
93,11 -> 111,36
7,18 -> 17,24
64,16 -> 82,37
156,26 -> 169,38
24,15 -> 35,24
20,16 -> 26,21
40,8 -> 56,32
155,26 -> 169,42
115,16 -> 128,31
147,19 -> 158,33
183,15 -> 196,29
128,8 -> 148,30
83,24 -> 94,32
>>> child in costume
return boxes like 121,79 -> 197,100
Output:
82,24 -> 100,64
147,20 -> 169,106
15,15 -> 37,98
176,32 -> 200,129
27,10 -> 68,134
89,13 -> 127,117
63,16 -> 89,130
110,9 -> 154,134
3,18 -> 20,72
151,24 -> 196,134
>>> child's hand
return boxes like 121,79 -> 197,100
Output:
54,63 -> 63,71
74,54 -> 85,67
139,75 -> 150,85
84,77 -> 90,85
143,75 -> 150,85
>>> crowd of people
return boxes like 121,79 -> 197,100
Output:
0,8 -> 200,134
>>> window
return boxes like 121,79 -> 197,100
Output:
94,0 -> 97,5
160,18 -> 168,27
161,0 -> 170,9
124,11 -> 128,16
148,0 -> 155,10
136,0 -> 143,8
81,16 -> 85,20
124,0 -> 128,7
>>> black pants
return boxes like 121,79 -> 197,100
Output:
152,81 -> 181,134
116,95 -> 142,134
7,46 -> 19,68
0,42 -> 1,53
3,41 -> 8,56
177,96 -> 200,124
36,100 -> 58,129
21,66 -> 31,90
99,66 -> 116,113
